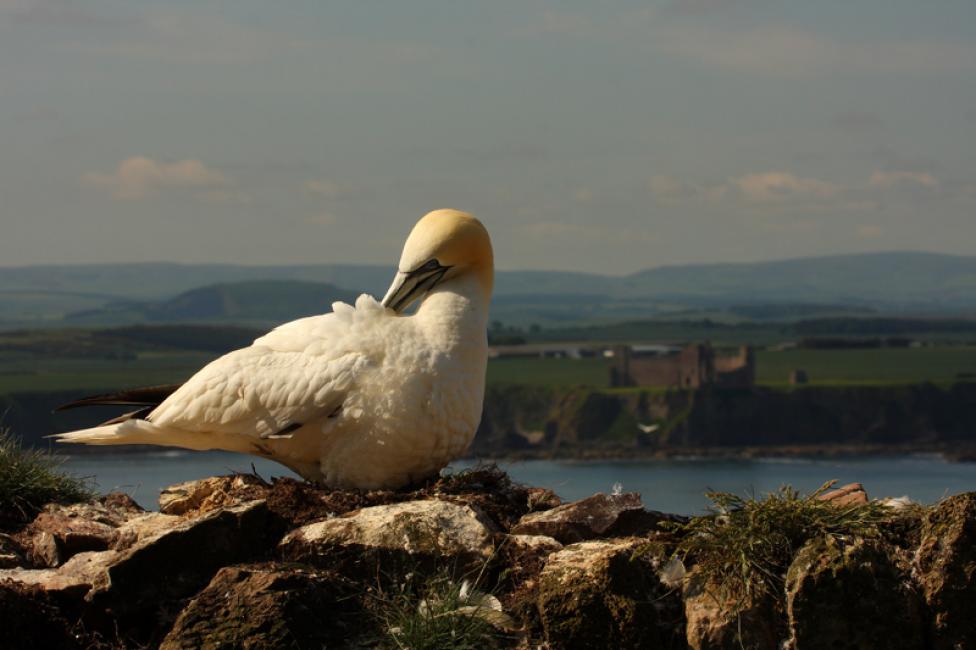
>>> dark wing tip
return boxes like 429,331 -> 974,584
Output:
54,383 -> 183,412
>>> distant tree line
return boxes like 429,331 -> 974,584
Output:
92,325 -> 262,353
792,318 -> 976,336
798,337 -> 914,350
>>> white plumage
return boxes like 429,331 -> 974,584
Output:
54,209 -> 494,489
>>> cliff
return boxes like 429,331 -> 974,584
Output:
3,381 -> 976,458
473,382 -> 976,457
0,467 -> 974,649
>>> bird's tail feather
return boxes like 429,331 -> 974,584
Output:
50,419 -> 254,453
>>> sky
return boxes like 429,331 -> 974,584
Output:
1,0 -> 975,274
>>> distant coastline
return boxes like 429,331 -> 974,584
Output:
467,442 -> 976,464
8,382 -> 976,465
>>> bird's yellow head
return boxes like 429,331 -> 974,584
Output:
382,209 -> 494,313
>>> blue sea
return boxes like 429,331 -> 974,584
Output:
60,451 -> 976,515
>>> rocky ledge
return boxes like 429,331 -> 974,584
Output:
0,468 -> 973,649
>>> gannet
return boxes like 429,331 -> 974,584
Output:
53,209 -> 493,489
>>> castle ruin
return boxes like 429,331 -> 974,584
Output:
609,342 -> 755,388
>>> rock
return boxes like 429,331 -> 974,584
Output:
424,465 -> 548,530
15,493 -> 147,569
160,563 -> 360,649
269,465 -> 546,533
496,534 -> 563,626
29,531 -> 61,568
159,474 -> 269,516
279,499 -> 497,572
526,487 -> 562,512
785,535 -> 923,649
264,477 -> 363,528
27,508 -> 117,562
816,482 -> 869,506
536,537 -> 680,649
683,569 -> 780,650
0,551 -> 105,601
507,533 -> 562,555
0,533 -> 25,569
100,492 -> 144,513
0,581 -> 79,650
914,492 -> 976,649
89,500 -> 273,613
511,492 -> 676,543
0,500 -> 273,617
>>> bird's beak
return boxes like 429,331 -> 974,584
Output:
381,266 -> 449,314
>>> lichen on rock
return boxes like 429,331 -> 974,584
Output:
682,567 -> 780,650
536,537 -> 682,649
279,499 -> 498,575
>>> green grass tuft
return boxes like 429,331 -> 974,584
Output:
667,481 -> 892,603
372,570 -> 506,650
0,429 -> 94,526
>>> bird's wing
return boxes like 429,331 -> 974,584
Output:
149,294 -> 390,439
253,294 -> 386,352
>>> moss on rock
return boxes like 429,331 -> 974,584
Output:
160,562 -> 360,649
785,536 -> 923,649
914,492 -> 976,649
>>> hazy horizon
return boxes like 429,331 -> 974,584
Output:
1,248 -> 975,277
3,1 -> 975,274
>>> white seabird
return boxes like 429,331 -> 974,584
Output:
53,209 -> 493,489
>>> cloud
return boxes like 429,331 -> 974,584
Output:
521,221 -> 655,245
831,111 -> 885,132
649,175 -> 704,202
868,170 -> 939,190
306,212 -> 339,226
573,187 -> 594,204
651,171 -> 840,207
1,0 -> 107,26
305,180 -> 350,199
650,167 -> 965,217
65,7 -> 441,70
663,0 -> 760,16
728,172 -> 839,204
867,146 -> 942,174
303,179 -> 373,203
535,10 -> 594,37
83,156 -> 229,200
512,7 -> 656,40
657,24 -> 976,76
453,143 -> 549,163
75,11 -> 288,65
856,224 -> 884,238
199,189 -> 251,205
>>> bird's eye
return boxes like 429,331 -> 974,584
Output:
421,259 -> 440,271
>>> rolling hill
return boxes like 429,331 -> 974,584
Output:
64,280 -> 359,326
1,251 -> 974,327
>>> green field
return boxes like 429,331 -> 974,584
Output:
0,351 -> 215,394
486,357 -> 613,386
755,347 -> 976,385
2,323 -> 975,398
